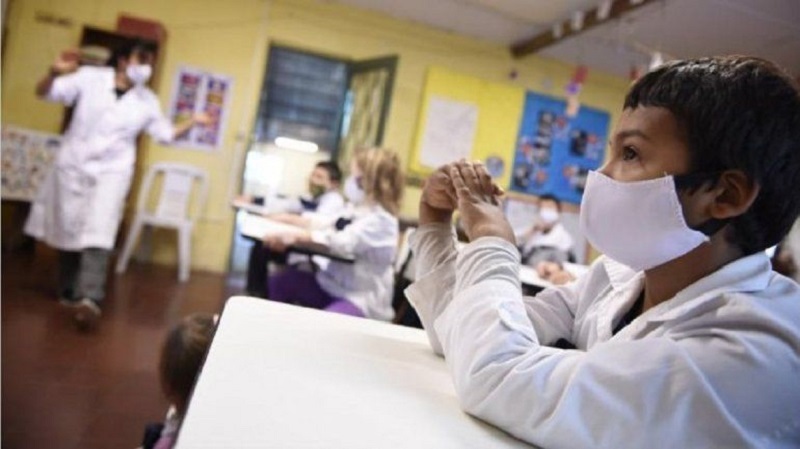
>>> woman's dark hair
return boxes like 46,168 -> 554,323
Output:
159,313 -> 216,416
315,160 -> 343,184
108,38 -> 157,68
624,56 -> 800,255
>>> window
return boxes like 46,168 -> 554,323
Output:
253,46 -> 349,153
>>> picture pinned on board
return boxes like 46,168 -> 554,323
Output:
484,155 -> 505,179
510,92 -> 609,204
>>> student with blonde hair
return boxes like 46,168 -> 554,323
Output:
264,147 -> 404,321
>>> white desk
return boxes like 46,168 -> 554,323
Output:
237,212 -> 355,264
177,297 -> 533,448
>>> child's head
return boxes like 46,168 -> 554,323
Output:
615,56 -> 800,256
537,194 -> 562,225
159,313 -> 216,416
309,161 -> 342,198
351,147 -> 405,215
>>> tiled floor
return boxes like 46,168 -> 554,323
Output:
2,244 -> 241,449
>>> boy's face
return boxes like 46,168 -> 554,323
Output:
600,105 -> 717,231
600,106 -> 691,182
309,167 -> 334,191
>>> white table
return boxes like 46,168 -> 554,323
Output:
176,297 -> 533,448
236,210 -> 355,264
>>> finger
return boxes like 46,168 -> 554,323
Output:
455,162 -> 484,201
458,162 -> 482,191
449,166 -> 472,201
473,162 -> 494,192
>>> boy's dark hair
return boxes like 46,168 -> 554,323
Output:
108,38 -> 157,68
316,161 -> 343,184
159,313 -> 216,416
624,56 -> 800,255
538,194 -> 562,212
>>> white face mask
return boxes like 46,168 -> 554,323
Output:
343,175 -> 365,204
126,64 -> 152,86
579,170 -> 709,271
539,208 -> 560,225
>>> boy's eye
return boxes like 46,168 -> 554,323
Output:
622,146 -> 638,161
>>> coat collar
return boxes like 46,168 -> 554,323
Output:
643,251 -> 772,322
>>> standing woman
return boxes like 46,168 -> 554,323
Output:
25,40 -> 211,330
265,147 -> 405,321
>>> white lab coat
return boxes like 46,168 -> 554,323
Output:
312,203 -> 398,321
299,190 -> 346,230
25,66 -> 174,250
518,222 -> 574,254
406,223 -> 800,449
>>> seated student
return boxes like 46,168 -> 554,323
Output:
142,313 -> 216,449
515,194 -> 574,266
242,161 -> 345,297
406,56 -> 800,447
264,147 -> 404,321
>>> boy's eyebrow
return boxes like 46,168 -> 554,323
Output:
615,129 -> 652,141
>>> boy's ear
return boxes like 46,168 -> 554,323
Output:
709,170 -> 760,219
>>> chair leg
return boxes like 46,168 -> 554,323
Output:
116,218 -> 144,274
177,226 -> 191,282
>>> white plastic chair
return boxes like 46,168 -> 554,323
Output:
115,162 -> 209,282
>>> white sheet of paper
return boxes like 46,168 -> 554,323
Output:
239,214 -> 308,240
419,96 -> 478,168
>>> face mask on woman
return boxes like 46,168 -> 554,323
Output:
343,175 -> 365,204
126,64 -> 152,86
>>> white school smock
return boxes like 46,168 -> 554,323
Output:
25,66 -> 174,251
300,190 -> 346,230
312,203 -> 398,321
518,222 -> 574,254
406,223 -> 800,449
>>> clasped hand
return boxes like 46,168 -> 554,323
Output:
420,160 -> 515,244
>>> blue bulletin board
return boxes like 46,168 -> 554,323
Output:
510,92 -> 610,204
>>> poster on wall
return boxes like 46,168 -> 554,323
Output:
168,66 -> 233,151
509,92 -> 610,204
419,96 -> 479,169
1,125 -> 61,201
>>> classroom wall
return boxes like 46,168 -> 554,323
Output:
1,0 -> 630,273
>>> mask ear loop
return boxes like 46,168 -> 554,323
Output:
672,171 -> 729,236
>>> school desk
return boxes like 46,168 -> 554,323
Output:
237,211 -> 355,264
176,296 -> 534,449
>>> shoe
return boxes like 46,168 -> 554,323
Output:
73,298 -> 102,331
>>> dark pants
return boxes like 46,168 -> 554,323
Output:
268,269 -> 364,317
245,240 -> 288,298
58,248 -> 111,303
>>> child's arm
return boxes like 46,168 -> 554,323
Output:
432,161 -> 764,447
404,222 -> 459,356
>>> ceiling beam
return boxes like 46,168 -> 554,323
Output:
510,0 -> 658,59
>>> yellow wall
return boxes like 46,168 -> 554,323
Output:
2,0 -> 630,273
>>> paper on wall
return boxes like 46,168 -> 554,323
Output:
419,96 -> 478,169
168,65 -> 233,151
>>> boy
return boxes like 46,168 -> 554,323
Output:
516,194 -> 574,267
242,161 -> 345,297
407,56 -> 800,448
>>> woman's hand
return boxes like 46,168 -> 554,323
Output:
449,161 -> 514,244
